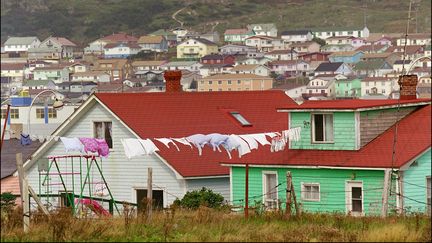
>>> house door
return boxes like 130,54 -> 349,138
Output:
346,181 -> 363,216
136,189 -> 164,211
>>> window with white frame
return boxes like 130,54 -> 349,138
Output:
36,108 -> 45,119
10,109 -> 19,119
48,108 -> 57,118
94,121 -> 113,148
301,183 -> 320,201
312,113 -> 334,143
263,172 -> 278,209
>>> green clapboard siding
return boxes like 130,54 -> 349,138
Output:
232,166 -> 396,215
290,112 -> 356,150
402,148 -> 431,213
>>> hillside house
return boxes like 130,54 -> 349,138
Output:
289,41 -> 321,54
70,71 -> 111,83
264,49 -> 299,61
229,64 -> 270,76
353,60 -> 393,78
200,54 -> 235,65
328,51 -> 364,64
161,61 -> 202,72
360,77 -> 398,98
137,36 -> 168,53
247,23 -> 277,37
4,36 -> 41,53
1,63 -> 26,82
177,38 -> 218,59
84,33 -> 138,55
245,36 -> 274,52
314,62 -> 353,76
280,30 -> 313,43
312,26 -> 370,40
33,65 -> 70,83
38,37 -> 77,58
103,42 -> 141,58
224,29 -> 255,43
268,60 -> 311,77
92,59 -> 131,81
396,33 -> 431,46
131,60 -> 167,71
220,44 -> 256,55
198,73 -> 273,91
335,77 -> 361,99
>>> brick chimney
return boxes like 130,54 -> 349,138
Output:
164,70 -> 182,92
398,75 -> 418,100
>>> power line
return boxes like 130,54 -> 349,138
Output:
390,190 -> 431,205
399,180 -> 432,189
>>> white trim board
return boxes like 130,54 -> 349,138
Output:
220,163 -> 391,171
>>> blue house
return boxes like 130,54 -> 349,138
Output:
329,51 -> 364,64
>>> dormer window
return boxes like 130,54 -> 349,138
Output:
230,112 -> 252,126
312,113 -> 334,143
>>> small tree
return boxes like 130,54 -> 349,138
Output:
1,192 -> 16,211
173,187 -> 224,210
312,36 -> 326,47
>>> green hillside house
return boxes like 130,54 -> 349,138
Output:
223,99 -> 431,216
335,77 -> 361,99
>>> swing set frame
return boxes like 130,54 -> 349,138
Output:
38,154 -> 120,216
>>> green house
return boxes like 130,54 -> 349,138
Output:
335,77 -> 361,99
223,99 -> 431,216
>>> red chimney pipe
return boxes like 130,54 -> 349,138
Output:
164,70 -> 182,92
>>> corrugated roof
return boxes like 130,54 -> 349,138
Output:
95,91 -> 296,177
99,33 -> 138,43
47,37 -> 77,47
224,28 -> 251,35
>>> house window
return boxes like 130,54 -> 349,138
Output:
263,172 -> 278,209
36,108 -> 45,119
230,112 -> 252,126
228,80 -> 232,85
0,109 -> 7,119
136,189 -> 164,211
94,122 -> 113,148
10,109 -> 19,119
366,82 -> 369,86
301,183 -> 320,201
48,108 -> 57,118
366,89 -> 369,94
208,81 -> 213,85
218,81 -> 222,85
312,114 -> 334,143
200,81 -> 204,85
237,80 -> 241,84
381,89 -> 385,94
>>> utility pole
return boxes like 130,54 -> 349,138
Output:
16,153 -> 30,233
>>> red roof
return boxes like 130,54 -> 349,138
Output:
50,37 -> 77,47
223,105 -> 431,168
278,99 -> 431,110
224,29 -> 250,35
95,91 -> 297,177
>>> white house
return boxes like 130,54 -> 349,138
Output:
280,30 -> 313,43
245,36 -> 274,52
1,63 -> 26,82
71,71 -> 111,83
17,89 -> 295,212
396,33 -> 431,46
313,26 -> 370,40
84,33 -> 138,55
247,23 -> 278,37
103,42 -> 141,58
361,77 -> 399,98
229,64 -> 270,76
268,60 -> 311,76
161,61 -> 203,72
264,49 -> 299,61
314,62 -> 353,76
4,37 -> 41,53
305,77 -> 336,99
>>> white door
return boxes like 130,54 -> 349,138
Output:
346,181 -> 363,216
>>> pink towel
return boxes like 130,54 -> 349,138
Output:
95,138 -> 110,158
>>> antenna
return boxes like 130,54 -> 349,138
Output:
363,1 -> 367,28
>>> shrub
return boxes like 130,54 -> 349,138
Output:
173,187 -> 224,210
0,192 -> 16,211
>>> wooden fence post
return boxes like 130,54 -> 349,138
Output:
286,171 -> 292,217
291,182 -> 300,217
16,153 -> 29,233
147,167 -> 153,222
381,169 -> 391,217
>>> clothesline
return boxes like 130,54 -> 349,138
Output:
120,127 -> 302,160
16,126 -> 302,160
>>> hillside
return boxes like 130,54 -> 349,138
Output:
1,0 -> 431,45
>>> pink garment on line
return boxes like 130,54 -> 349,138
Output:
79,138 -> 110,157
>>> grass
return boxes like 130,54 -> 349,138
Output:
1,206 -> 431,242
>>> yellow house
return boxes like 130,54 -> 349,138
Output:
177,38 -> 218,59
198,73 -> 273,92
